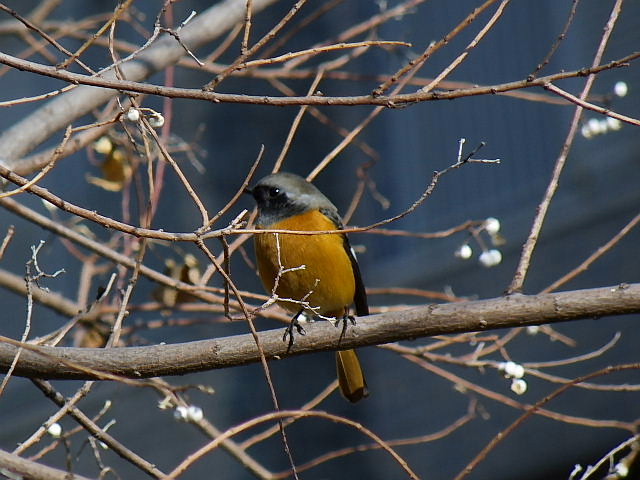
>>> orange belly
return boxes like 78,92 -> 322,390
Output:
255,210 -> 355,317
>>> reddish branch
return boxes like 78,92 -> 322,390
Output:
0,50 -> 636,111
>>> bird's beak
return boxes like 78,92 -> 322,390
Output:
243,187 -> 253,196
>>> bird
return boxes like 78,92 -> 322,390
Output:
248,171 -> 369,403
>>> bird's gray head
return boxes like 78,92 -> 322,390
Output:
248,172 -> 338,227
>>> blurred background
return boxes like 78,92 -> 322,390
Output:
0,1 -> 639,479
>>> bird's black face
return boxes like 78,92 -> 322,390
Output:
249,183 -> 306,226
250,184 -> 289,211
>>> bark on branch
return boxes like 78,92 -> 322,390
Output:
1,283 -> 639,380
0,448 -> 92,480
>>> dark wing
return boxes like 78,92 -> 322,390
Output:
320,207 -> 369,317
344,236 -> 369,316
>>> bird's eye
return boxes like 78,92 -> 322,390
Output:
268,186 -> 280,197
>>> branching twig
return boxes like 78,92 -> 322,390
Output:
508,0 -> 625,293
167,409 -> 420,480
204,0 -> 309,90
453,363 -> 640,480
543,211 -> 640,293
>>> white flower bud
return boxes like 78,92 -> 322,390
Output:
125,108 -> 141,122
614,81 -> 628,98
606,116 -> 622,131
484,217 -> 500,235
508,363 -> 525,379
455,244 -> 472,259
148,113 -> 165,128
599,119 -> 611,133
187,406 -> 203,422
41,198 -> 57,212
47,423 -> 62,438
479,249 -> 502,267
526,325 -> 540,335
510,378 -> 527,395
581,124 -> 592,139
587,118 -> 603,135
174,405 -> 203,422
174,406 -> 189,421
499,361 -> 525,379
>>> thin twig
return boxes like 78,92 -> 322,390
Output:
14,381 -> 95,455
0,49 -> 637,110
0,125 -> 72,199
0,225 -> 14,260
543,211 -> 640,293
31,379 -> 169,478
272,401 -> 477,478
205,0 -> 309,90
373,0 -> 499,96
508,0 -> 625,293
529,0 -> 581,79
0,3 -> 95,74
205,145 -> 263,228
242,0 -> 253,55
272,70 -> 325,172
167,409 -> 420,480
544,82 -> 640,127
57,0 -> 134,70
306,0 -> 507,180
420,0 -> 511,94
194,239 -> 300,480
453,363 -> 640,480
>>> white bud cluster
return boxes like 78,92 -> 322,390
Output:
581,116 -> 622,139
123,107 -> 165,128
479,249 -> 502,268
498,361 -> 527,395
455,217 -> 503,267
174,405 -> 204,423
580,82 -> 628,139
498,361 -> 525,379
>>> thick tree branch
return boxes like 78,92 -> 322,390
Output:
1,283 -> 639,380
0,448 -> 92,480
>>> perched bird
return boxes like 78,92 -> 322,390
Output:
249,172 -> 369,402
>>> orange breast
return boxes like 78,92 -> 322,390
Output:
254,210 -> 355,317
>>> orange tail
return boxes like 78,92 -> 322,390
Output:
336,349 -> 369,403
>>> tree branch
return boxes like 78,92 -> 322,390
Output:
2,283 -> 639,380
0,49 -> 636,116
0,448 -> 93,480
0,0 -> 277,168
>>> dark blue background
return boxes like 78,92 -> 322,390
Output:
1,1 -> 639,479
